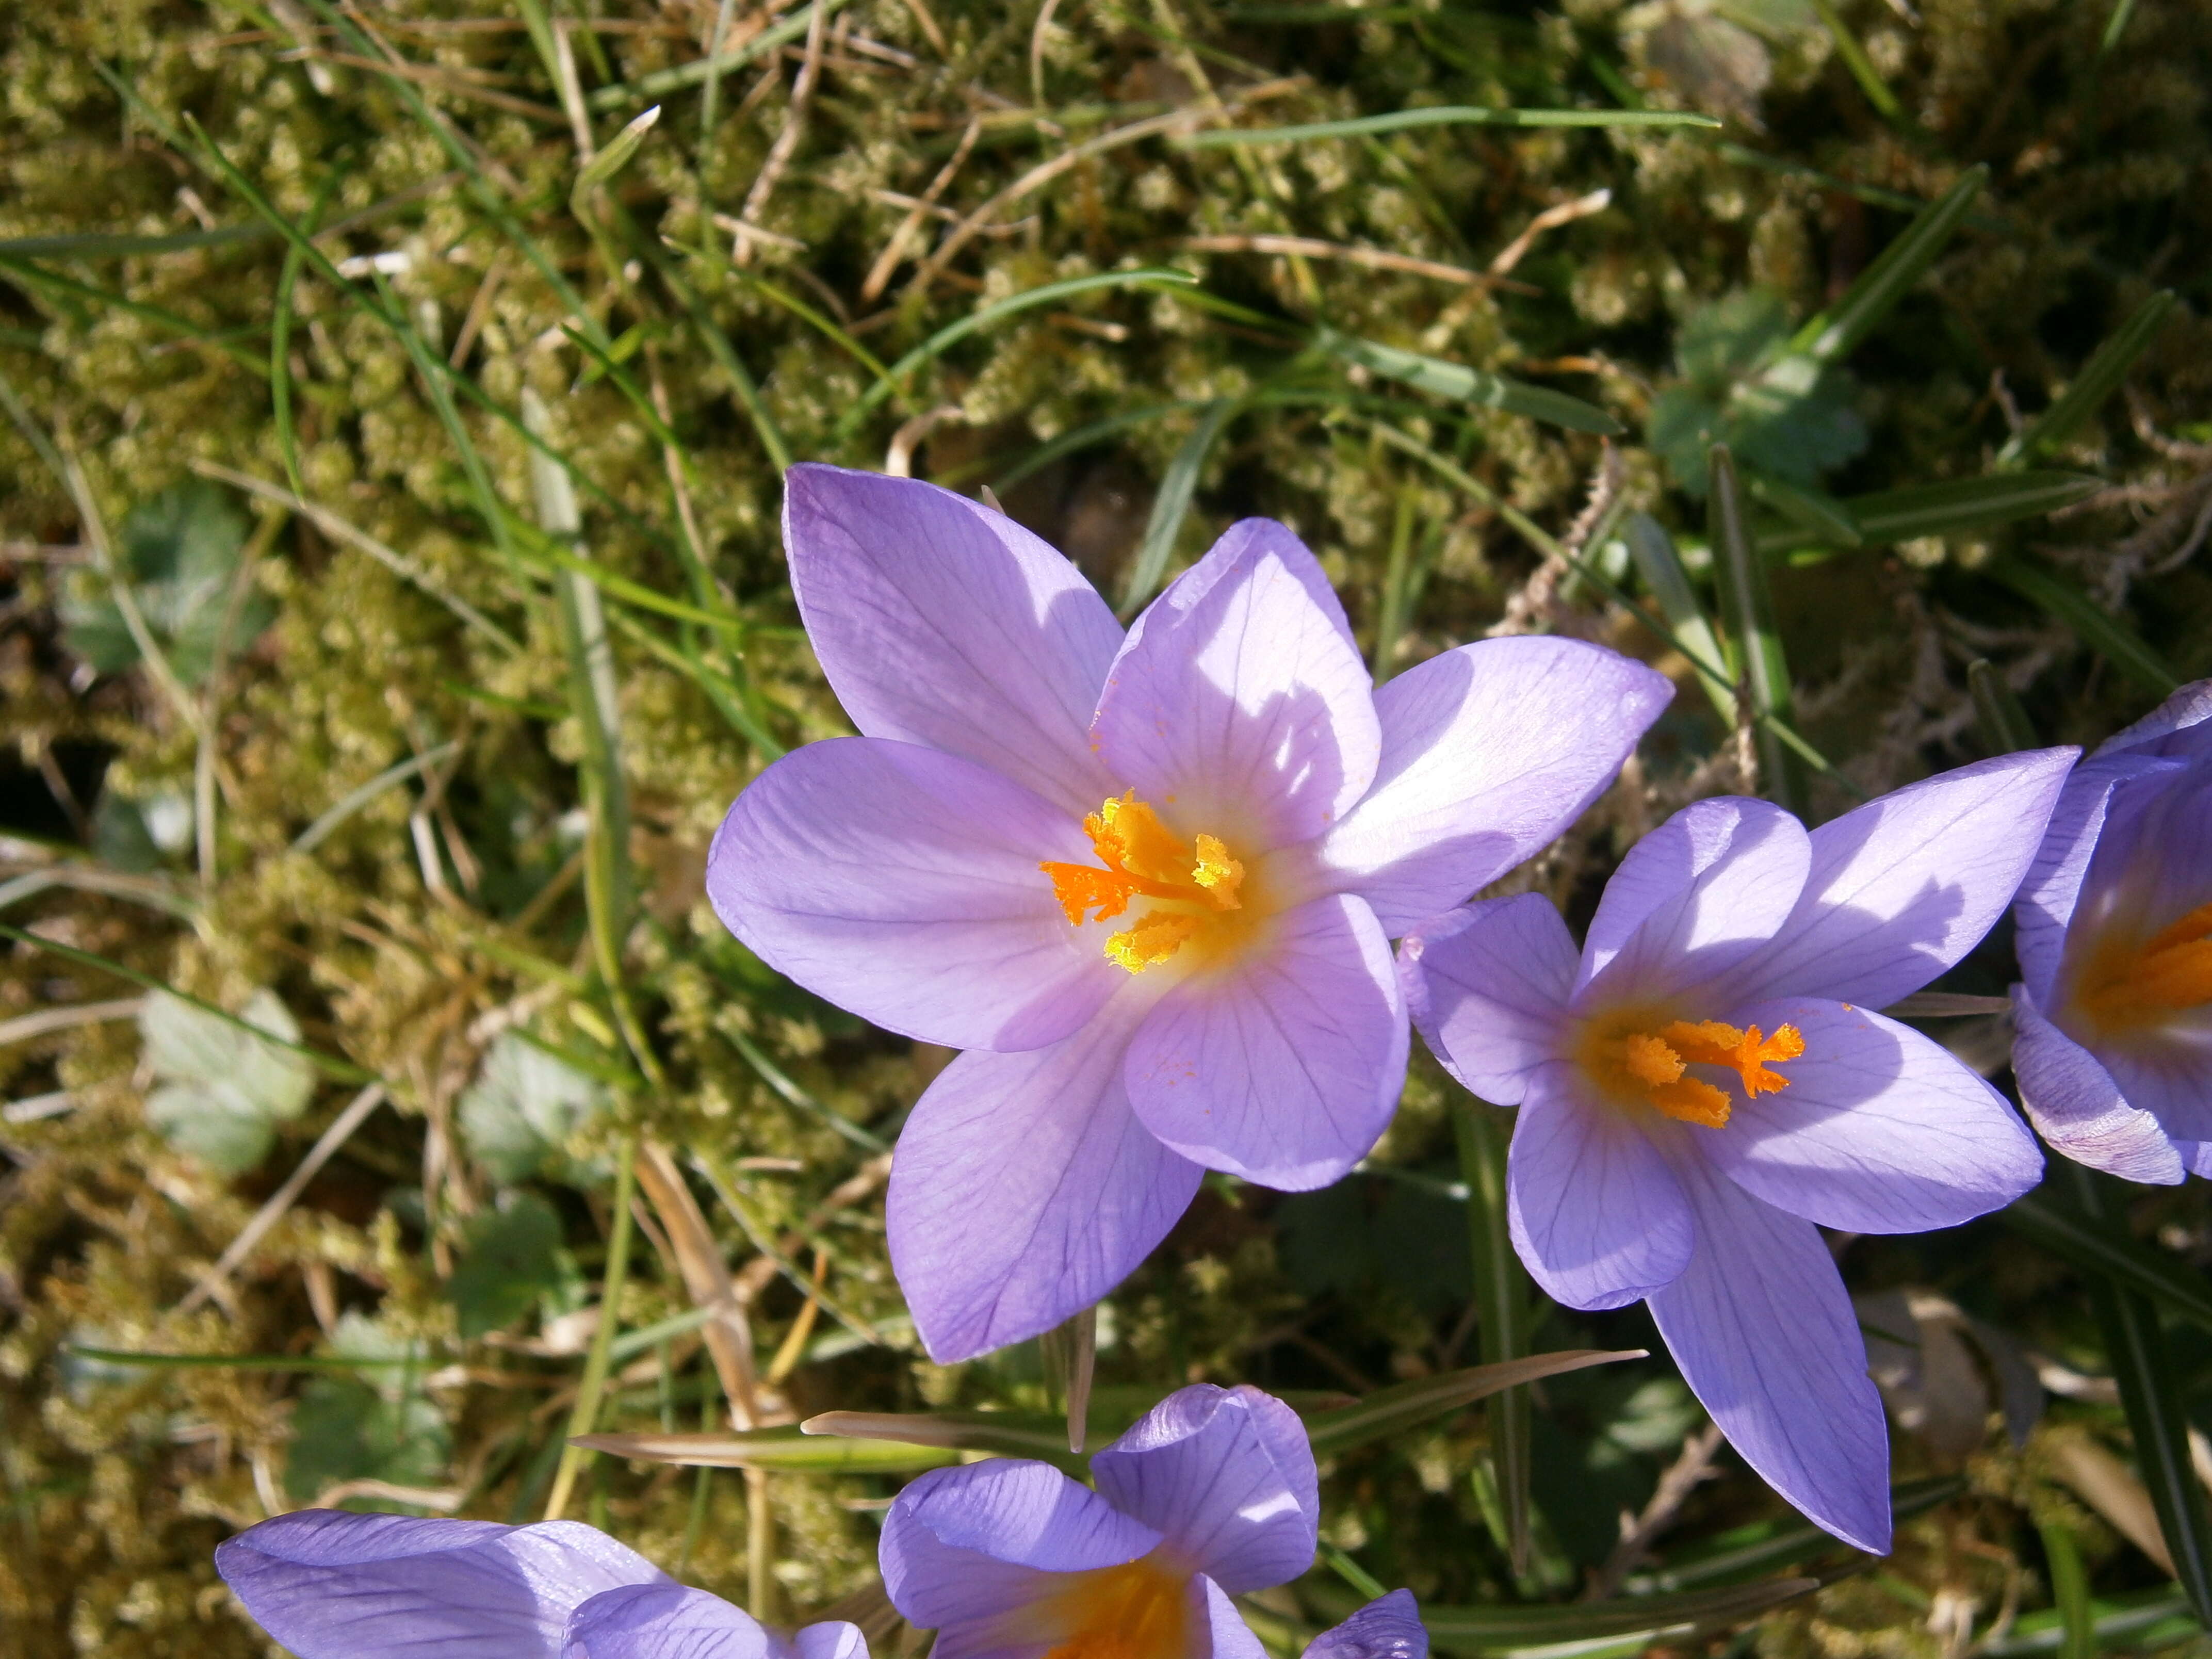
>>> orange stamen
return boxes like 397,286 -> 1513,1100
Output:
1578,1011 -> 1804,1129
2074,899 -> 2212,1031
1040,793 -> 1246,973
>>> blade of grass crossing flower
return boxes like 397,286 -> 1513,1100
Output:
2038,1520 -> 2097,1659
575,1426 -> 961,1474
837,270 -> 1199,443
1315,328 -> 1622,434
1178,106 -> 1721,145
1624,513 -> 1736,725
1784,167 -> 1987,367
801,1410 -> 1089,1471
1304,1351 -> 1643,1459
546,1135 -> 642,1520
1985,560 -> 2178,696
973,401 -> 1208,493
1998,292 -> 2176,467
2002,1194 -> 2212,1333
1453,1099 -> 1535,1574
1709,445 -> 1806,815
2064,1164 -> 2212,1622
1120,397 -> 1239,616
607,608 -> 786,759
1968,659 -> 2039,754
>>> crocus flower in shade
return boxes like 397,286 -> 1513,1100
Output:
2012,680 -> 2212,1183
214,1509 -> 867,1659
1303,1591 -> 1428,1659
1403,750 -> 2077,1552
708,464 -> 1672,1361
881,1382 -> 1316,1659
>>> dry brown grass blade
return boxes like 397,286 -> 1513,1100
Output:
635,1138 -> 762,1427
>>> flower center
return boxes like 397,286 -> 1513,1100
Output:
1019,1553 -> 1193,1659
1575,1007 -> 1804,1128
2070,899 -> 2212,1034
1042,792 -> 1249,973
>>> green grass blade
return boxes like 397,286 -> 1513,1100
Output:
2037,1520 -> 2097,1659
1709,445 -> 1805,814
0,227 -> 268,258
1982,1589 -> 2197,1656
62,1345 -> 421,1372
721,1029 -> 888,1152
0,922 -> 377,1084
2002,1193 -> 2212,1334
545,1136 -> 641,1519
1632,1476 -> 1966,1591
573,1426 -> 959,1473
1372,484 -> 1424,685
959,400 -> 1206,492
2065,1165 -> 2212,1624
1804,0 -> 1906,124
800,1409 -> 1090,1472
835,270 -> 1198,443
290,741 -> 462,854
1315,327 -> 1621,434
1967,659 -> 2039,753
1303,1350 -> 1642,1460
1119,397 -> 1239,616
1624,512 -> 1736,725
1798,471 -> 2106,548
1743,470 -> 1861,546
605,609 -> 787,759
1998,292 -> 2176,467
1180,105 -> 1720,145
1985,559 -> 2178,696
1416,1577 -> 1818,1648
587,0 -> 854,109
0,255 -> 269,376
2099,0 -> 2140,53
1786,166 -> 1988,368
1452,1098 -> 1536,1575
272,169 -> 346,498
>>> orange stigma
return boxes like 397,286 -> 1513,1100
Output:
991,1554 -> 1193,1659
1579,1011 -> 1806,1128
2071,899 -> 2212,1034
1042,793 -> 1248,973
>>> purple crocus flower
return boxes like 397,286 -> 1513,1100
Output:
1403,750 -> 2076,1551
708,465 -> 1671,1362
1304,1591 -> 1428,1659
214,1509 -> 867,1659
2012,680 -> 2212,1183
880,1383 -> 1320,1659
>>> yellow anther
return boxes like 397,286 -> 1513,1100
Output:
2073,899 -> 2212,1032
1578,1010 -> 1804,1129
1040,794 -> 1248,973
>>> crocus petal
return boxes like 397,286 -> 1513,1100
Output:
2094,1035 -> 2212,1144
784,465 -> 1120,818
2096,678 -> 2212,759
1647,1154 -> 1891,1554
2012,754 -> 2177,1005
214,1511 -> 668,1659
1574,798 -> 1810,1004
2179,1141 -> 2212,1180
879,1459 -> 1162,1640
566,1586 -> 766,1659
1507,1062 -> 1693,1310
1402,893 -> 1577,1107
2009,987 -> 2186,1183
1123,893 -> 1407,1190
1089,1385 -> 1319,1594
887,993 -> 1201,1361
1715,750 -> 2076,1010
1315,639 -> 1672,933
1704,997 -> 2043,1230
710,737 -> 1117,1051
1301,1591 -> 1428,1659
787,1625 -> 871,1659
1092,520 -> 1380,853
1197,1576 -> 1270,1659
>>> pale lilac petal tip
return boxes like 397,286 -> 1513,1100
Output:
783,465 -> 1120,818
1124,893 -> 1407,1190
2009,987 -> 2186,1184
1302,1591 -> 1427,1659
2094,676 -> 2212,760
215,1511 -> 668,1659
1707,997 -> 2043,1231
1093,518 -> 1380,853
1647,1160 -> 1891,1554
1575,796 -> 1810,1005
1090,1385 -> 1320,1595
1507,1065 -> 1693,1309
1723,748 -> 2077,1010
1318,638 -> 1672,934
1197,1576 -> 1270,1659
565,1585 -> 767,1659
1402,894 -> 1577,1107
879,1460 -> 1161,1638
788,1623 -> 871,1659
887,1001 -> 1202,1362
2179,1141 -> 2212,1180
709,737 -> 1115,1052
